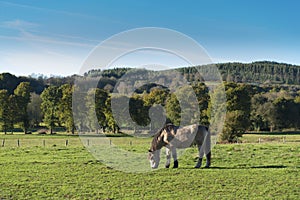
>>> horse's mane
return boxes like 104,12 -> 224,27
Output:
150,127 -> 164,151
150,124 -> 175,151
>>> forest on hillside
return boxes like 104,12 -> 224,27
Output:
1,61 -> 300,95
0,61 -> 300,142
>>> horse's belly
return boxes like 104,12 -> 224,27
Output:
169,135 -> 194,148
174,142 -> 193,148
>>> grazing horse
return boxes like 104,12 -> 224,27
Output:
148,124 -> 211,169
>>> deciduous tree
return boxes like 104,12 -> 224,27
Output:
0,90 -> 12,134
59,84 -> 75,134
14,82 -> 31,133
41,86 -> 62,134
27,93 -> 43,128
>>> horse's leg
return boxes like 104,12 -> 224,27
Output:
195,145 -> 204,168
205,152 -> 211,168
165,148 -> 171,168
171,148 -> 178,168
204,129 -> 211,168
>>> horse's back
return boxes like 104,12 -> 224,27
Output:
170,124 -> 199,148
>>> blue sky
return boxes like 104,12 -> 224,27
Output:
0,0 -> 299,76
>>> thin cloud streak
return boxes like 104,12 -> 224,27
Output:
0,33 -> 95,48
1,19 -> 100,47
1,19 -> 39,30
29,30 -> 102,43
0,1 -> 98,20
0,0 -> 123,24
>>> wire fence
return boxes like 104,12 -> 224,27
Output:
0,137 -> 150,148
0,134 -> 299,148
0,138 -> 82,148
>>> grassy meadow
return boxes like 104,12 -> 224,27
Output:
0,133 -> 299,199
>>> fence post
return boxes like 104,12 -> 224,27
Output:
283,136 -> 286,143
258,138 -> 261,144
65,140 -> 69,146
43,140 -> 45,147
2,139 -> 5,147
109,139 -> 112,146
17,139 -> 20,147
87,139 -> 90,146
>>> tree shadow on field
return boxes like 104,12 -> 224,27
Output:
179,165 -> 288,170
250,165 -> 287,169
208,165 -> 287,170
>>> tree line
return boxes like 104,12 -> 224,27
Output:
2,61 -> 300,94
83,61 -> 300,85
1,62 -> 300,142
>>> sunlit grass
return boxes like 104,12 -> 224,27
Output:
0,134 -> 299,199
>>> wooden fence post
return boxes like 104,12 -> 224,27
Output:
2,139 -> 5,147
17,139 -> 20,147
65,140 -> 69,146
43,140 -> 45,147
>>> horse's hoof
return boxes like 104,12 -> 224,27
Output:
173,166 -> 178,168
204,165 -> 210,168
173,160 -> 178,168
165,165 -> 170,168
195,165 -> 201,168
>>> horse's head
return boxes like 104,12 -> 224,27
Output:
148,149 -> 161,169
148,124 -> 176,169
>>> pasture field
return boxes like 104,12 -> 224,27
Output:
0,134 -> 299,199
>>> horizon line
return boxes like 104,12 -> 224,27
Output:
1,59 -> 299,78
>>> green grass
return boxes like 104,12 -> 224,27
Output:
0,134 -> 299,199
242,134 -> 300,143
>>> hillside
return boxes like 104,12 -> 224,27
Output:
180,61 -> 300,85
84,61 -> 300,86
1,61 -> 300,95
